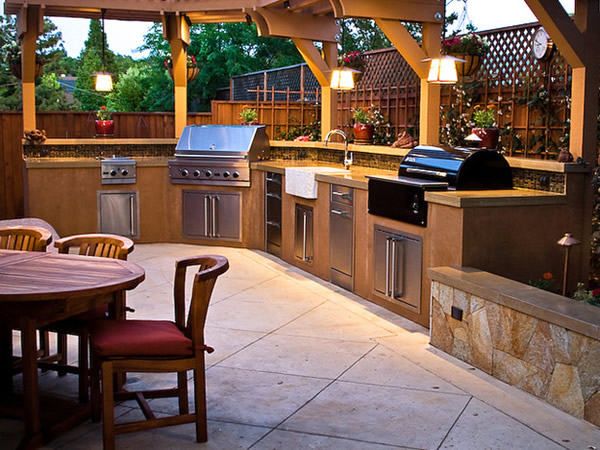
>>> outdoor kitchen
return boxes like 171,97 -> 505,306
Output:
2,0 -> 600,449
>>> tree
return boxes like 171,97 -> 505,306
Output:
74,19 -> 118,111
0,14 -> 74,111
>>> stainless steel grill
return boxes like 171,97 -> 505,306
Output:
169,125 -> 270,187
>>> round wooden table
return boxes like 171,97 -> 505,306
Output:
0,249 -> 145,449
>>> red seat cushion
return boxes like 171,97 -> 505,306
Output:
90,320 -> 193,357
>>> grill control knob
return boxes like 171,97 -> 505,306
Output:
232,171 -> 240,179
121,169 -> 128,176
110,170 -> 117,177
181,169 -> 189,177
193,170 -> 201,177
205,170 -> 213,178
223,171 -> 231,178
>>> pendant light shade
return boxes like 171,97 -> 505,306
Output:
95,72 -> 113,91
330,68 -> 360,90
95,9 -> 113,92
426,56 -> 463,84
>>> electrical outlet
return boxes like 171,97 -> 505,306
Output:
451,306 -> 463,321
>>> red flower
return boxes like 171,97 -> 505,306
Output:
593,288 -> 600,297
543,272 -> 553,280
100,106 -> 107,111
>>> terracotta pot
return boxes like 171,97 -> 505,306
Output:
95,120 -> 114,137
167,67 -> 200,82
451,54 -> 483,77
353,123 -> 374,144
472,127 -> 499,149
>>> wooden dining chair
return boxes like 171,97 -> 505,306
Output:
0,225 -> 55,369
0,225 -> 52,252
40,233 -> 134,403
89,255 -> 229,450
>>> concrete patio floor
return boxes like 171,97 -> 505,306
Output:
3,243 -> 600,449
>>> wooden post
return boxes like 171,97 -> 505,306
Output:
18,5 -> 44,132
163,14 -> 190,138
321,42 -> 338,136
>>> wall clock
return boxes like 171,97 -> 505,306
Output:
532,27 -> 554,60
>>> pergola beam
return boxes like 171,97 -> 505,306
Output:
248,7 -> 340,42
331,0 -> 443,23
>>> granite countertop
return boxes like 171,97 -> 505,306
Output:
252,160 -> 396,190
424,188 -> 566,208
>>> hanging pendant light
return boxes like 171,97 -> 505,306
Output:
330,67 -> 360,90
425,55 -> 464,84
94,9 -> 113,92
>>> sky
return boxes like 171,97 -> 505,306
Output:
1,0 -> 576,58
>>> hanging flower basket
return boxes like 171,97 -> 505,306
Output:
167,67 -> 200,82
9,60 -> 45,80
450,54 -> 483,77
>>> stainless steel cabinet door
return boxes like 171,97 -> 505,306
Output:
374,226 -> 422,311
98,191 -> 139,238
213,193 -> 241,239
330,203 -> 353,281
294,204 -> 313,262
182,190 -> 241,240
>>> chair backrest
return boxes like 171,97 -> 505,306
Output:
173,255 -> 229,349
54,233 -> 134,260
0,225 -> 53,252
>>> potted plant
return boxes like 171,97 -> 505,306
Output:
164,54 -> 199,82
471,104 -> 499,149
441,33 -> 490,77
240,106 -> 258,125
352,106 -> 376,144
95,105 -> 114,137
7,44 -> 45,80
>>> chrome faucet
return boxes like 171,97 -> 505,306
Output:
324,129 -> 353,170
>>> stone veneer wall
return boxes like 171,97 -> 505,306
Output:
430,276 -> 600,428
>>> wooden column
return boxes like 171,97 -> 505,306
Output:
18,5 -> 44,132
163,14 -> 190,138
321,42 -> 339,136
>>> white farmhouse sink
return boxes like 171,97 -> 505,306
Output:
285,167 -> 350,199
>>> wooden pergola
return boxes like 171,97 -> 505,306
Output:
4,0 -> 599,164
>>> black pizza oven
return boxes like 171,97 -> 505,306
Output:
368,145 -> 513,226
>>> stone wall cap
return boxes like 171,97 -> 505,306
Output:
429,266 -> 600,340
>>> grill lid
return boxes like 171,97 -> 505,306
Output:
175,124 -> 270,161
399,145 -> 512,190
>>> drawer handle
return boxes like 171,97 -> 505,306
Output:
266,192 -> 281,200
331,209 -> 349,217
266,220 -> 281,228
332,191 -> 350,199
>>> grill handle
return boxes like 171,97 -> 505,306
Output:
406,167 -> 448,178
173,153 -> 248,159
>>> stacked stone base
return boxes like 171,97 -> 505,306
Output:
430,276 -> 600,428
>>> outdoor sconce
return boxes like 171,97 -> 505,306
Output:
557,232 -> 580,296
425,56 -> 463,84
330,68 -> 360,90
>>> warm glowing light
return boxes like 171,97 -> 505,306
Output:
330,68 -> 356,90
427,56 -> 459,84
95,72 -> 113,92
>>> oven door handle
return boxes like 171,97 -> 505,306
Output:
204,196 -> 210,237
385,237 -> 391,296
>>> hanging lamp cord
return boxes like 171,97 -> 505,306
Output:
101,9 -> 106,71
